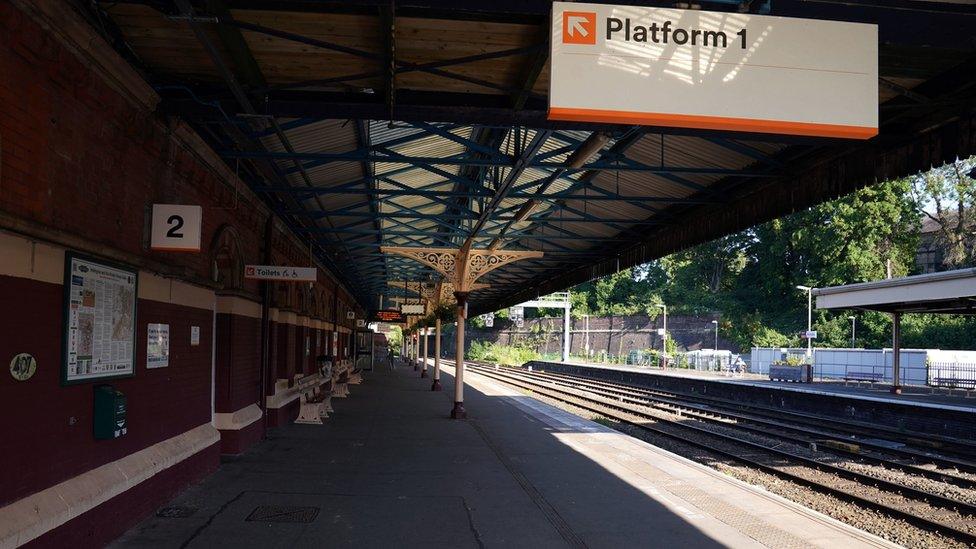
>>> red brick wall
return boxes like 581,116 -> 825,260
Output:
27,444 -> 221,549
214,312 -> 261,414
274,322 -> 297,381
0,275 -> 213,506
0,3 -> 357,310
0,2 -> 364,541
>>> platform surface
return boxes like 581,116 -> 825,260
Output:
112,363 -> 894,549
557,361 -> 976,412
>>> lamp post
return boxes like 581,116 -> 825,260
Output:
711,320 -> 718,351
849,315 -> 856,348
796,285 -> 813,357
656,303 -> 667,368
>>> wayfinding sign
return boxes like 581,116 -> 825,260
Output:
549,3 -> 878,138
150,204 -> 202,252
400,303 -> 425,315
244,265 -> 317,282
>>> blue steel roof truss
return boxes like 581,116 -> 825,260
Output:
88,0 -> 976,311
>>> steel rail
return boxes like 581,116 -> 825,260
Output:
491,366 -> 976,490
527,367 -> 976,463
461,363 -> 976,546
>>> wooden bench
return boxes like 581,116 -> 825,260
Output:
843,371 -> 883,387
315,364 -> 336,415
930,377 -> 976,397
294,373 -> 329,424
332,362 -> 351,398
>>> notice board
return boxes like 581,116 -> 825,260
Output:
62,252 -> 138,384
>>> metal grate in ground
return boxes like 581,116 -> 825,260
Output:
156,506 -> 197,518
245,506 -> 320,523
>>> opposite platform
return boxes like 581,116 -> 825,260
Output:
112,362 -> 893,548
538,361 -> 976,412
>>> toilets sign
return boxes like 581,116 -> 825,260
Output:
549,2 -> 878,139
244,265 -> 317,282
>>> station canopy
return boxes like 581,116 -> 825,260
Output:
86,0 -> 976,313
815,268 -> 976,315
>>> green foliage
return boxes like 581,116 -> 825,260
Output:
467,340 -> 492,361
387,326 -> 403,350
559,165 -> 976,351
908,158 -> 976,269
466,340 -> 540,366
751,325 -> 796,348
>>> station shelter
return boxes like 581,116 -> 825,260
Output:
1,0 -> 974,546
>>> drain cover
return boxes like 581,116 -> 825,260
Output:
245,506 -> 320,523
157,506 -> 197,518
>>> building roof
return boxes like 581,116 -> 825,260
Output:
814,268 -> 976,314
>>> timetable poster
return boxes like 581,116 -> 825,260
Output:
64,253 -> 137,383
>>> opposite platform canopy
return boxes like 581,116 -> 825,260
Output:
81,0 -> 976,313
814,268 -> 976,315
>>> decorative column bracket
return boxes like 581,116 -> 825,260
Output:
381,247 -> 543,293
381,246 -> 543,420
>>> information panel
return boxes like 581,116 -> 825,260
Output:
147,323 -> 170,369
372,309 -> 406,323
549,2 -> 878,138
63,253 -> 137,384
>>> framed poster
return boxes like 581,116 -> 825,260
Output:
62,252 -> 138,384
147,323 -> 170,369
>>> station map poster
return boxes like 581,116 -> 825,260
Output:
62,252 -> 138,384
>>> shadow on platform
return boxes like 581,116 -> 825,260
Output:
109,364 -> 749,548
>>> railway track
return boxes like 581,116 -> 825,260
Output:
493,366 -> 976,484
527,366 -> 976,464
458,362 -> 976,546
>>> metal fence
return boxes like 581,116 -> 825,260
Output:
928,362 -> 976,389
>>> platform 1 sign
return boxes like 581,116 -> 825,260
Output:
549,2 -> 878,138
244,265 -> 317,282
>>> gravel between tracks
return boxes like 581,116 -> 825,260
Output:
508,383 -> 973,549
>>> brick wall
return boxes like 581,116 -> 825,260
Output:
214,312 -> 262,414
0,276 -> 213,506
448,313 -> 736,357
0,1 -> 366,543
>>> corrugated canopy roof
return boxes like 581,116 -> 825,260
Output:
89,0 -> 976,312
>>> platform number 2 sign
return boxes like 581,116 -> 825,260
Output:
150,204 -> 203,252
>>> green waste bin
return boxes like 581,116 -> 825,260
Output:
93,384 -> 127,440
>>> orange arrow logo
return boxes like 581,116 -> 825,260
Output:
562,11 -> 596,45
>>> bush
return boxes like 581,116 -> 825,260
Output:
465,340 -> 539,366
751,325 -> 795,348
467,340 -> 492,361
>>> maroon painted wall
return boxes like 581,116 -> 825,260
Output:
214,311 -> 262,414
0,275 -> 213,506
0,2 -> 366,543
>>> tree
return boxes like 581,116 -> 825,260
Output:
909,158 -> 976,269
480,159 -> 976,352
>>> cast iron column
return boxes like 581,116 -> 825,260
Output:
451,292 -> 468,419
891,312 -> 902,395
421,325 -> 429,378
432,318 -> 442,391
413,332 -> 418,371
